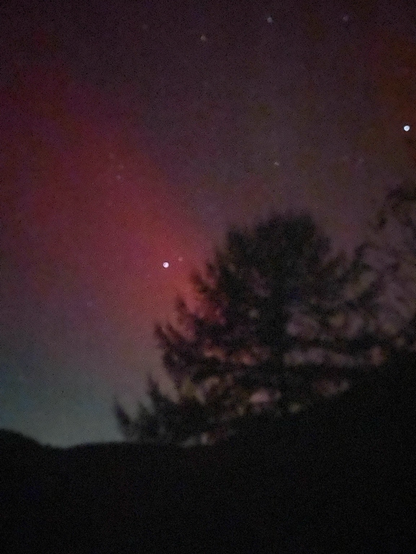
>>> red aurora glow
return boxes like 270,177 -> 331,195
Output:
0,60 -> 206,374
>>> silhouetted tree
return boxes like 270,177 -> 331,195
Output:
152,213 -> 385,440
115,377 -> 208,445
364,181 -> 416,349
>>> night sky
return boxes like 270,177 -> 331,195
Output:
1,0 -> 416,446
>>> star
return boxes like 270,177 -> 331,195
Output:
266,16 -> 273,24
404,125 -> 411,132
162,262 -> 170,268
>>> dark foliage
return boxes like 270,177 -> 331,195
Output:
365,180 -> 416,348
115,378 -> 209,445
148,213 -> 387,442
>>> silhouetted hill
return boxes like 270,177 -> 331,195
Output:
1,353 -> 416,553
0,429 -> 41,446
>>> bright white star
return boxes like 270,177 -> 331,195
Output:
404,125 -> 411,132
163,261 -> 170,268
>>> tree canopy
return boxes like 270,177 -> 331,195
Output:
364,181 -> 416,349
117,205 -> 416,445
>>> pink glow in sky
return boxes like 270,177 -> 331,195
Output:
0,60 -> 207,387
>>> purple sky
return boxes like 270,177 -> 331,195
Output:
1,0 -> 416,446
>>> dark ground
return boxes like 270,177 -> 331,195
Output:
1,353 -> 415,553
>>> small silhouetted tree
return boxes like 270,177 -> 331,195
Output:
115,377 -> 208,445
